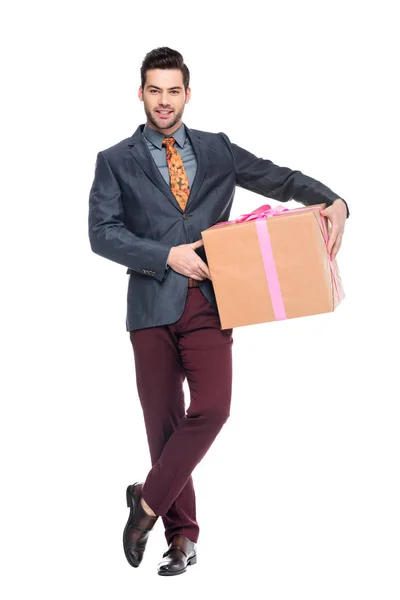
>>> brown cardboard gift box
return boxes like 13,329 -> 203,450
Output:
201,203 -> 345,329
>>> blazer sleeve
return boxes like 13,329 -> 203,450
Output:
220,132 -> 350,218
88,151 -> 172,282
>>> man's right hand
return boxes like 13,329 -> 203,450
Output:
167,239 -> 210,280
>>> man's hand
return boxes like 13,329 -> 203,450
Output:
167,239 -> 211,280
320,199 -> 347,260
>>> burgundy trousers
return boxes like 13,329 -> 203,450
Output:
129,285 -> 234,545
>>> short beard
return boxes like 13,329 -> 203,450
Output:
144,105 -> 184,130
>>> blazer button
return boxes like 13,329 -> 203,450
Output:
183,213 -> 189,220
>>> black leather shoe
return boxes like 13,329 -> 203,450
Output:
123,482 -> 158,568
157,535 -> 197,576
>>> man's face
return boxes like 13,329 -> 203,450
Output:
139,68 -> 191,134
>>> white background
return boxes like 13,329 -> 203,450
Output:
2,0 -> 399,598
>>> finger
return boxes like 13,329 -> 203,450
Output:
327,225 -> 339,255
331,233 -> 343,260
190,274 -> 205,281
191,239 -> 204,250
197,261 -> 210,278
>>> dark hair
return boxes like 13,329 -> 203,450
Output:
140,47 -> 190,91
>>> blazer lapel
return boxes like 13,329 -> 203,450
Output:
184,125 -> 208,212
127,123 -> 208,213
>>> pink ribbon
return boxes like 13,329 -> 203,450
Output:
211,204 -> 342,320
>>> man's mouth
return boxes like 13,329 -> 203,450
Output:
156,109 -> 173,119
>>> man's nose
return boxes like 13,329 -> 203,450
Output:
158,92 -> 170,105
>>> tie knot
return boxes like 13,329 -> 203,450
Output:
162,137 -> 176,148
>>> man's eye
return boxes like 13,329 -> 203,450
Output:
149,89 -> 179,94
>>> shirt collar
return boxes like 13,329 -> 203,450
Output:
142,122 -> 187,150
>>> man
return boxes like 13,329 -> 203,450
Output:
88,46 -> 349,577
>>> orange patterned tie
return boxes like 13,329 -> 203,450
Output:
162,137 -> 190,211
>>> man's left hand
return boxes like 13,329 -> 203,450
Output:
320,199 -> 347,260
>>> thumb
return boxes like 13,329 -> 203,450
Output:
191,239 -> 204,250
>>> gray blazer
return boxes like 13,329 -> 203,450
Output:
88,123 -> 349,331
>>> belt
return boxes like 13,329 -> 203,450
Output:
188,277 -> 200,288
